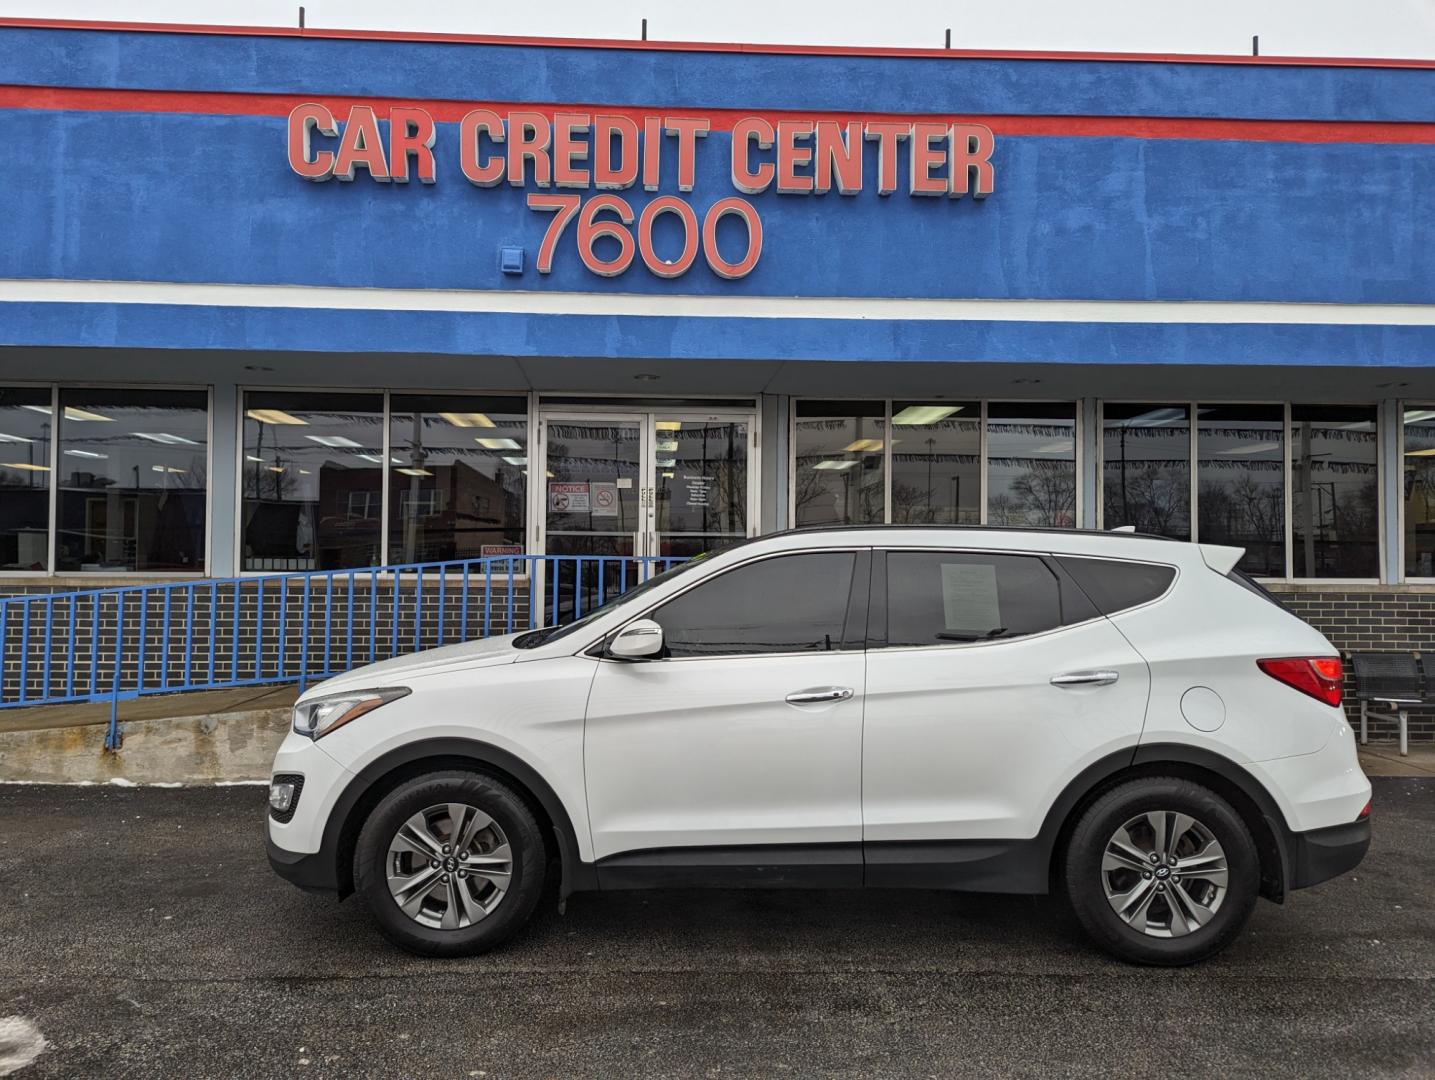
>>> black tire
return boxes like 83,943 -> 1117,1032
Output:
1062,776 -> 1259,966
354,770 -> 547,957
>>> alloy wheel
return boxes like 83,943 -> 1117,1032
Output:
1100,810 -> 1229,938
385,803 -> 513,930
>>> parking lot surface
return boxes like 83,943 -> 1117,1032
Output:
1,777 -> 1431,1079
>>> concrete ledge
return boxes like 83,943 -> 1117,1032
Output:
0,707 -> 289,784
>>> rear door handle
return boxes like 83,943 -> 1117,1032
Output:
1050,670 -> 1120,688
785,686 -> 855,705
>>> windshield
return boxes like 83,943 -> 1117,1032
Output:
513,555 -> 710,649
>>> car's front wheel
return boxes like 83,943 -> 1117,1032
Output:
1062,776 -> 1259,966
354,770 -> 546,956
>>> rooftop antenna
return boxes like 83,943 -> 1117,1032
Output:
945,27 -> 952,49
1252,34 -> 1260,56
298,5 -> 305,29
641,18 -> 648,41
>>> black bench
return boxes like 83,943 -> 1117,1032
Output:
1349,651 -> 1419,757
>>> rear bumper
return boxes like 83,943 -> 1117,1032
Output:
267,831 -> 339,895
1286,817 -> 1370,890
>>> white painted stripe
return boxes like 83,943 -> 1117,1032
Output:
2,277 -> 1434,326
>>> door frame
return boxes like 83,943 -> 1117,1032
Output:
530,405 -> 761,560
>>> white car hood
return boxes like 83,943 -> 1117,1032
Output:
299,632 -> 525,698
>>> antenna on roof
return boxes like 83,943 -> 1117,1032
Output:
298,6 -> 305,29
1252,34 -> 1260,56
945,28 -> 952,49
641,18 -> 648,41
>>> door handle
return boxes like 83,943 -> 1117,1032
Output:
785,686 -> 855,705
1050,670 -> 1120,688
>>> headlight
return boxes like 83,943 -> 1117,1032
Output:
292,687 -> 411,740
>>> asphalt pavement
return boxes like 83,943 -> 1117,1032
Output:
0,778 -> 1431,1079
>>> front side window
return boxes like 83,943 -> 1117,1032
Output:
0,387 -> 53,571
387,395 -> 527,565
885,551 -> 1064,647
651,551 -> 856,657
56,388 -> 209,572
1290,405 -> 1378,579
242,392 -> 384,571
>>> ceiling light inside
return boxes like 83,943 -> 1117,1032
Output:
304,435 -> 362,449
813,460 -> 859,471
131,432 -> 199,445
475,437 -> 522,450
440,412 -> 495,428
891,405 -> 962,426
246,409 -> 309,426
842,439 -> 883,453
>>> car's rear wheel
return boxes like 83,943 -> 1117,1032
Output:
354,770 -> 546,956
1062,776 -> 1259,966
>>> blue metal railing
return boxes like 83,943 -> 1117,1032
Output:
0,553 -> 684,749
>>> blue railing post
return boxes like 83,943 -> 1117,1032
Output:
105,592 -> 125,751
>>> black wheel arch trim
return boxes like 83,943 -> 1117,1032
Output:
316,737 -> 596,900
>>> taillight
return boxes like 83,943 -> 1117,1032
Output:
1257,656 -> 1343,707
1357,799 -> 1372,820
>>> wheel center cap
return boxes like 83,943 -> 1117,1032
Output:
1154,866 -> 1170,879
444,857 -> 457,872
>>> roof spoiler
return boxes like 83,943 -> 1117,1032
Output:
1198,543 -> 1245,575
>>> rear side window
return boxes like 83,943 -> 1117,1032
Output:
1055,556 -> 1176,615
652,551 -> 856,657
885,551 -> 1064,646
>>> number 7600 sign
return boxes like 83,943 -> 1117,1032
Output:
526,193 -> 763,279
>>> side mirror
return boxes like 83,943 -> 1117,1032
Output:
609,618 -> 665,660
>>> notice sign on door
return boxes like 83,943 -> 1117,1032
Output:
682,475 -> 713,509
548,481 -> 590,513
590,482 -> 620,518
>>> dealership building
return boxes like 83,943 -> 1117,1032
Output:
1,19 -> 1434,735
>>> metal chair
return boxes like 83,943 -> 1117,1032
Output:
1349,652 -> 1419,757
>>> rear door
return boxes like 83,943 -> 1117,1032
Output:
861,547 -> 1152,856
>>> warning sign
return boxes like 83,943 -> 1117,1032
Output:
548,481 -> 590,513
590,482 -> 620,518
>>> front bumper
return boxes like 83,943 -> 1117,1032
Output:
1286,816 -> 1371,890
267,831 -> 341,895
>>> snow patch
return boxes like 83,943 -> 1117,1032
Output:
0,1015 -> 46,1076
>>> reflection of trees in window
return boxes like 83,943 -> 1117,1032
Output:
1291,413 -> 1378,577
988,460 -> 1077,526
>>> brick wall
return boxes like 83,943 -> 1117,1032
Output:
1269,585 -> 1435,743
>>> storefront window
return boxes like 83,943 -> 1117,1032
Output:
890,401 -> 980,524
388,395 -> 527,564
986,403 -> 1077,528
1102,404 -> 1191,539
0,387 -> 53,571
55,388 -> 209,572
1404,407 -> 1435,577
242,392 -> 384,571
1291,405 -> 1378,579
1196,405 -> 1285,576
793,401 -> 885,527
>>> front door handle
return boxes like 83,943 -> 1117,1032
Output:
1050,670 -> 1120,688
785,686 -> 855,705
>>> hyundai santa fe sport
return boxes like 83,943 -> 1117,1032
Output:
266,526 -> 1371,966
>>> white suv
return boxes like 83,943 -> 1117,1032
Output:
266,527 -> 1371,966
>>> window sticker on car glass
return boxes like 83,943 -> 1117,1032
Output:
941,562 -> 1002,632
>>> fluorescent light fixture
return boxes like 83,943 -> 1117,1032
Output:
267,466 -> 285,473
247,409 -> 308,426
656,459 -> 676,468
131,432 -> 199,445
245,455 -> 264,463
298,469 -> 312,475
396,467 -> 432,477
656,439 -> 679,452
655,421 -> 681,432
1404,410 -> 1435,424
150,465 -> 186,474
64,449 -> 107,459
475,437 -> 521,450
1218,442 -> 1281,456
813,460 -> 859,471
440,412 -> 495,428
0,433 -> 33,444
0,462 -> 48,472
304,435 -> 362,449
502,455 -> 528,466
1115,407 -> 1186,428
662,471 -> 675,479
356,454 -> 384,464
891,405 -> 962,426
25,405 -> 112,422
1405,448 -> 1435,457
842,438 -> 883,453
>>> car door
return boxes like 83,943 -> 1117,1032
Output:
583,548 -> 869,883
861,547 -> 1152,871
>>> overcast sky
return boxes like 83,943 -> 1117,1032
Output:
6,0 -> 1435,58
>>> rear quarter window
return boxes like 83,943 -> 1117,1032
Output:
1055,556 -> 1176,615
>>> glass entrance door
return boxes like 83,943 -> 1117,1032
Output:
539,414 -> 646,560
654,414 -> 750,558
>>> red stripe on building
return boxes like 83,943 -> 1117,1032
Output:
2,16 -> 1435,69
3,85 -> 1435,144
